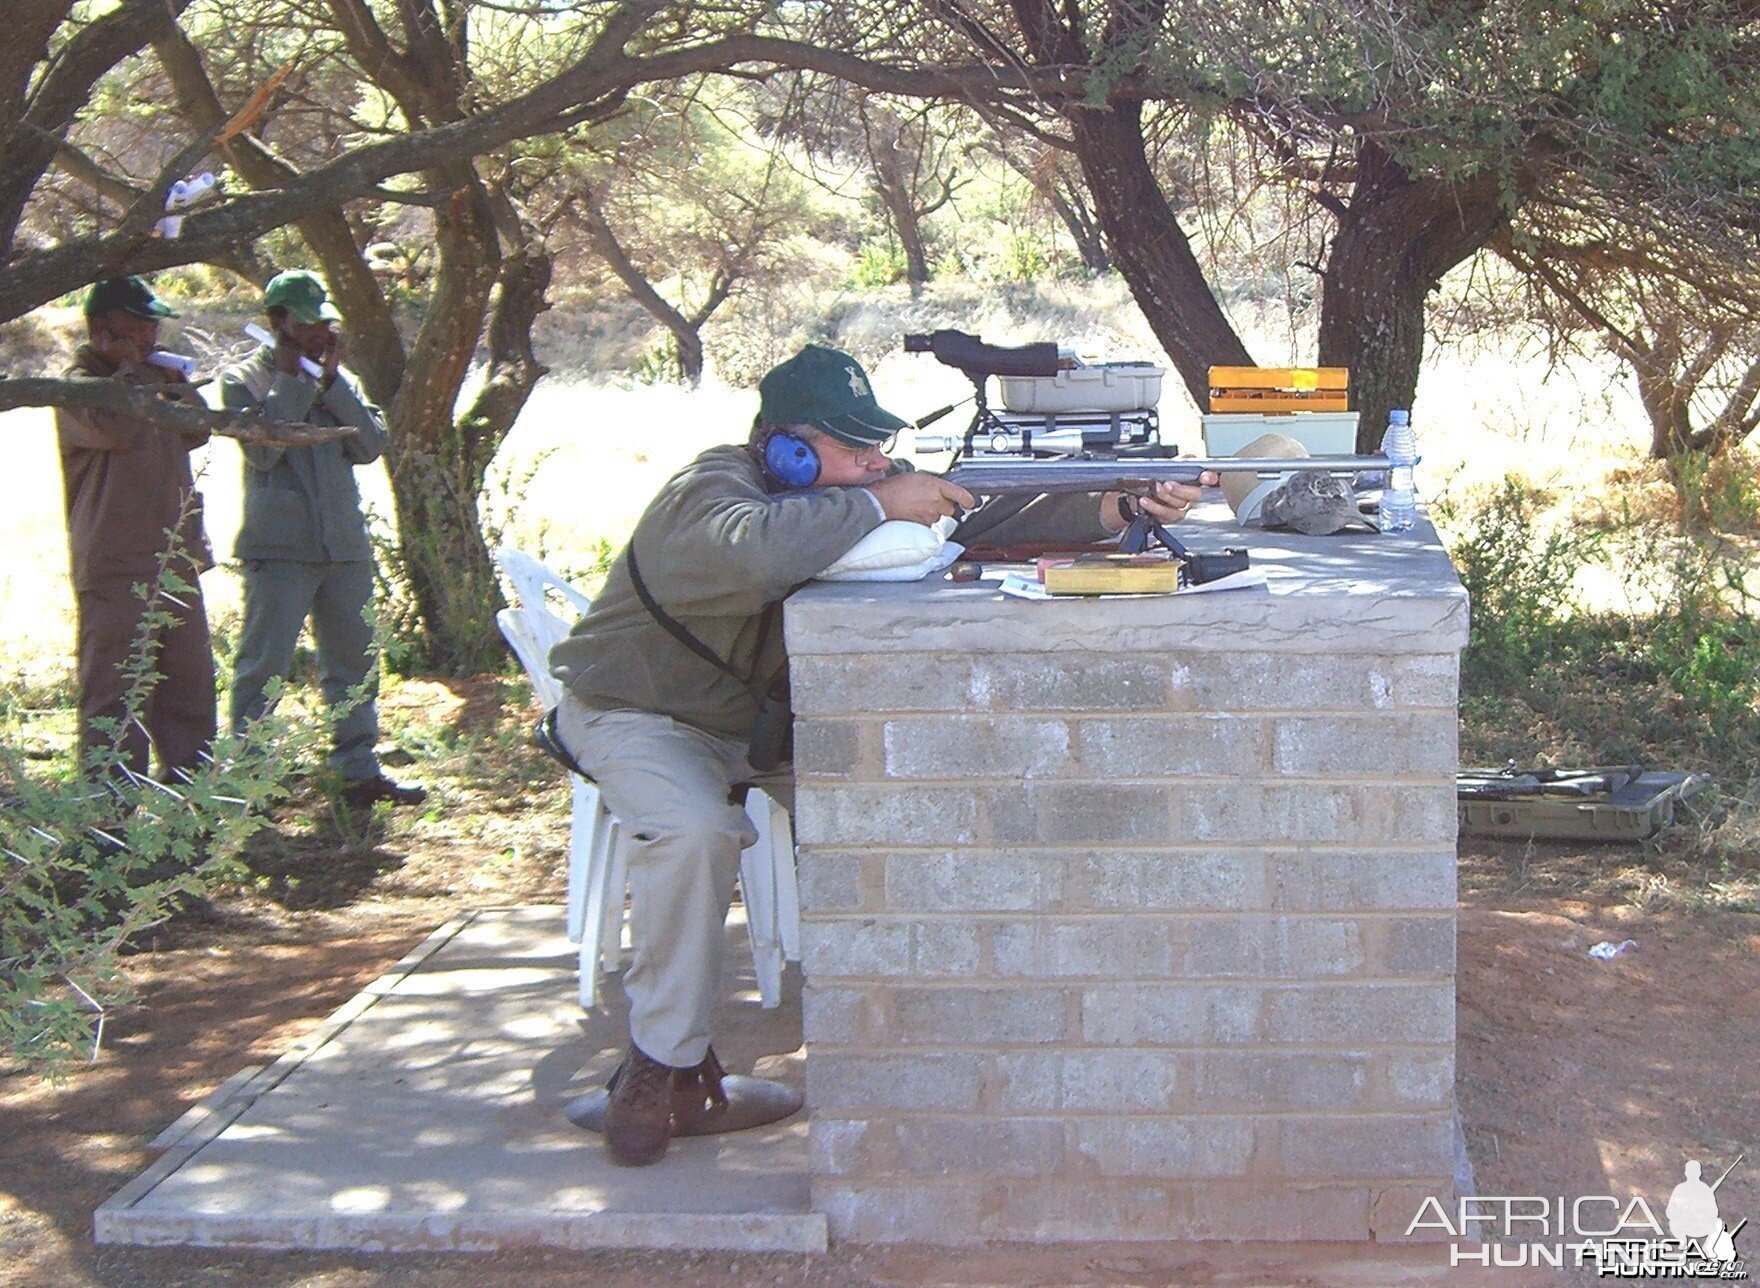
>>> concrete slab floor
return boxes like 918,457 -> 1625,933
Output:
95,906 -> 825,1254
94,905 -> 1542,1282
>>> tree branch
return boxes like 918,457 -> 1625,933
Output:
3,29 -> 1100,327
50,139 -> 144,210
578,188 -> 694,341
1497,240 -> 1646,362
0,0 -> 195,245
0,377 -> 358,447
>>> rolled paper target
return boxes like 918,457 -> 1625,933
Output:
244,322 -> 324,379
147,351 -> 197,378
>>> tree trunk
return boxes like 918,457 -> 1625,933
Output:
674,327 -> 705,385
1317,249 -> 1428,453
1317,143 -> 1509,450
0,5 -> 73,145
1064,103 -> 1253,411
1047,175 -> 1109,273
874,170 -> 931,291
895,206 -> 931,292
383,175 -> 511,674
580,190 -> 708,386
466,245 -> 552,459
1636,361 -> 1693,459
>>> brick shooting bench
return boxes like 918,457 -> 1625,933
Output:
784,501 -> 1469,1244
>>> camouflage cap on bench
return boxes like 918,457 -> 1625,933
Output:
1259,470 -> 1379,535
1221,431 -> 1378,535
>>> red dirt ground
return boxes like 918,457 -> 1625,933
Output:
4,775 -> 1756,1287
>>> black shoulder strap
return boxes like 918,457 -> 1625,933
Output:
625,543 -> 778,694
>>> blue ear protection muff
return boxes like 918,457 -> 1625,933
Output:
761,430 -> 821,490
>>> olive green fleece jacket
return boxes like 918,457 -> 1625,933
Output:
550,445 -> 1110,743
218,347 -> 388,563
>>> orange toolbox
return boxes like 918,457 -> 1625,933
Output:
1208,366 -> 1350,414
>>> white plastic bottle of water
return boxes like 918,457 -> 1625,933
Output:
1379,409 -> 1418,533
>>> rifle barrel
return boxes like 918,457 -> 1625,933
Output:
944,455 -> 1391,495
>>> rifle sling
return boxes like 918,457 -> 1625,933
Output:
625,543 -> 780,699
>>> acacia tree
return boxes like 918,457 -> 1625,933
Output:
977,125 -> 1110,274
847,0 -> 1760,446
143,1 -> 608,671
2,2 -> 1025,668
1501,221 -> 1760,461
764,80 -> 971,292
564,81 -> 814,385
4,1 -> 608,668
851,97 -> 968,291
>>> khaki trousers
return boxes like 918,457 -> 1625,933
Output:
76,576 -> 216,783
556,698 -> 792,1068
229,558 -> 381,781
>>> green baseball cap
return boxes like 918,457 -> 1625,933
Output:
757,345 -> 907,447
263,269 -> 342,324
84,276 -> 177,320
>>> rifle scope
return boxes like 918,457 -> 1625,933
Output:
902,329 -> 1062,379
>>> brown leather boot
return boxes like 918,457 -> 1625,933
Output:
671,1046 -> 730,1134
603,1044 -> 677,1167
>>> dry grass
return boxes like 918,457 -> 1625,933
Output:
0,285 -> 1658,679
11,288 -> 1755,922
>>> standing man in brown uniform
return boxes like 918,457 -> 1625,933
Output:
56,276 -> 215,784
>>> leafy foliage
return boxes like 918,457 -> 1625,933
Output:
1445,474 -> 1760,785
1,570 -> 297,1075
1443,478 -> 1605,694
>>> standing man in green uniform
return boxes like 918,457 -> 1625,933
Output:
545,344 -> 1212,1166
56,276 -> 215,784
219,270 -> 425,808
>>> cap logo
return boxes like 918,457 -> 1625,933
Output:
846,366 -> 869,398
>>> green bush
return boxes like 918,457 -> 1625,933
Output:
1438,477 -> 1603,692
996,232 -> 1050,284
850,240 -> 906,289
1,570 -> 299,1075
629,340 -> 686,386
1447,473 -> 1760,781
1624,530 -> 1760,746
1670,447 -> 1760,535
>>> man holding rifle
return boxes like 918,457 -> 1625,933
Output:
56,275 -> 216,787
543,343 -> 1213,1167
219,269 -> 424,809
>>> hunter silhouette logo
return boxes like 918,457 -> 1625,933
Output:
1667,1156 -> 1745,1267
845,366 -> 870,398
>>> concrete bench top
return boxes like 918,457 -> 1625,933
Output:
787,500 -> 1468,657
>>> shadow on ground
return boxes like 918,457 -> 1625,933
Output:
236,798 -> 404,911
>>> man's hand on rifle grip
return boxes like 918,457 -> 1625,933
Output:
1100,473 -> 1215,534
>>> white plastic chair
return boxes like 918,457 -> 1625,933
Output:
494,547 -> 799,1010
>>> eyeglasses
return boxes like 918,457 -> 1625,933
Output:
823,437 -> 892,461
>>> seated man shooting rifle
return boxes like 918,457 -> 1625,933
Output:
544,343 -> 1215,1167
